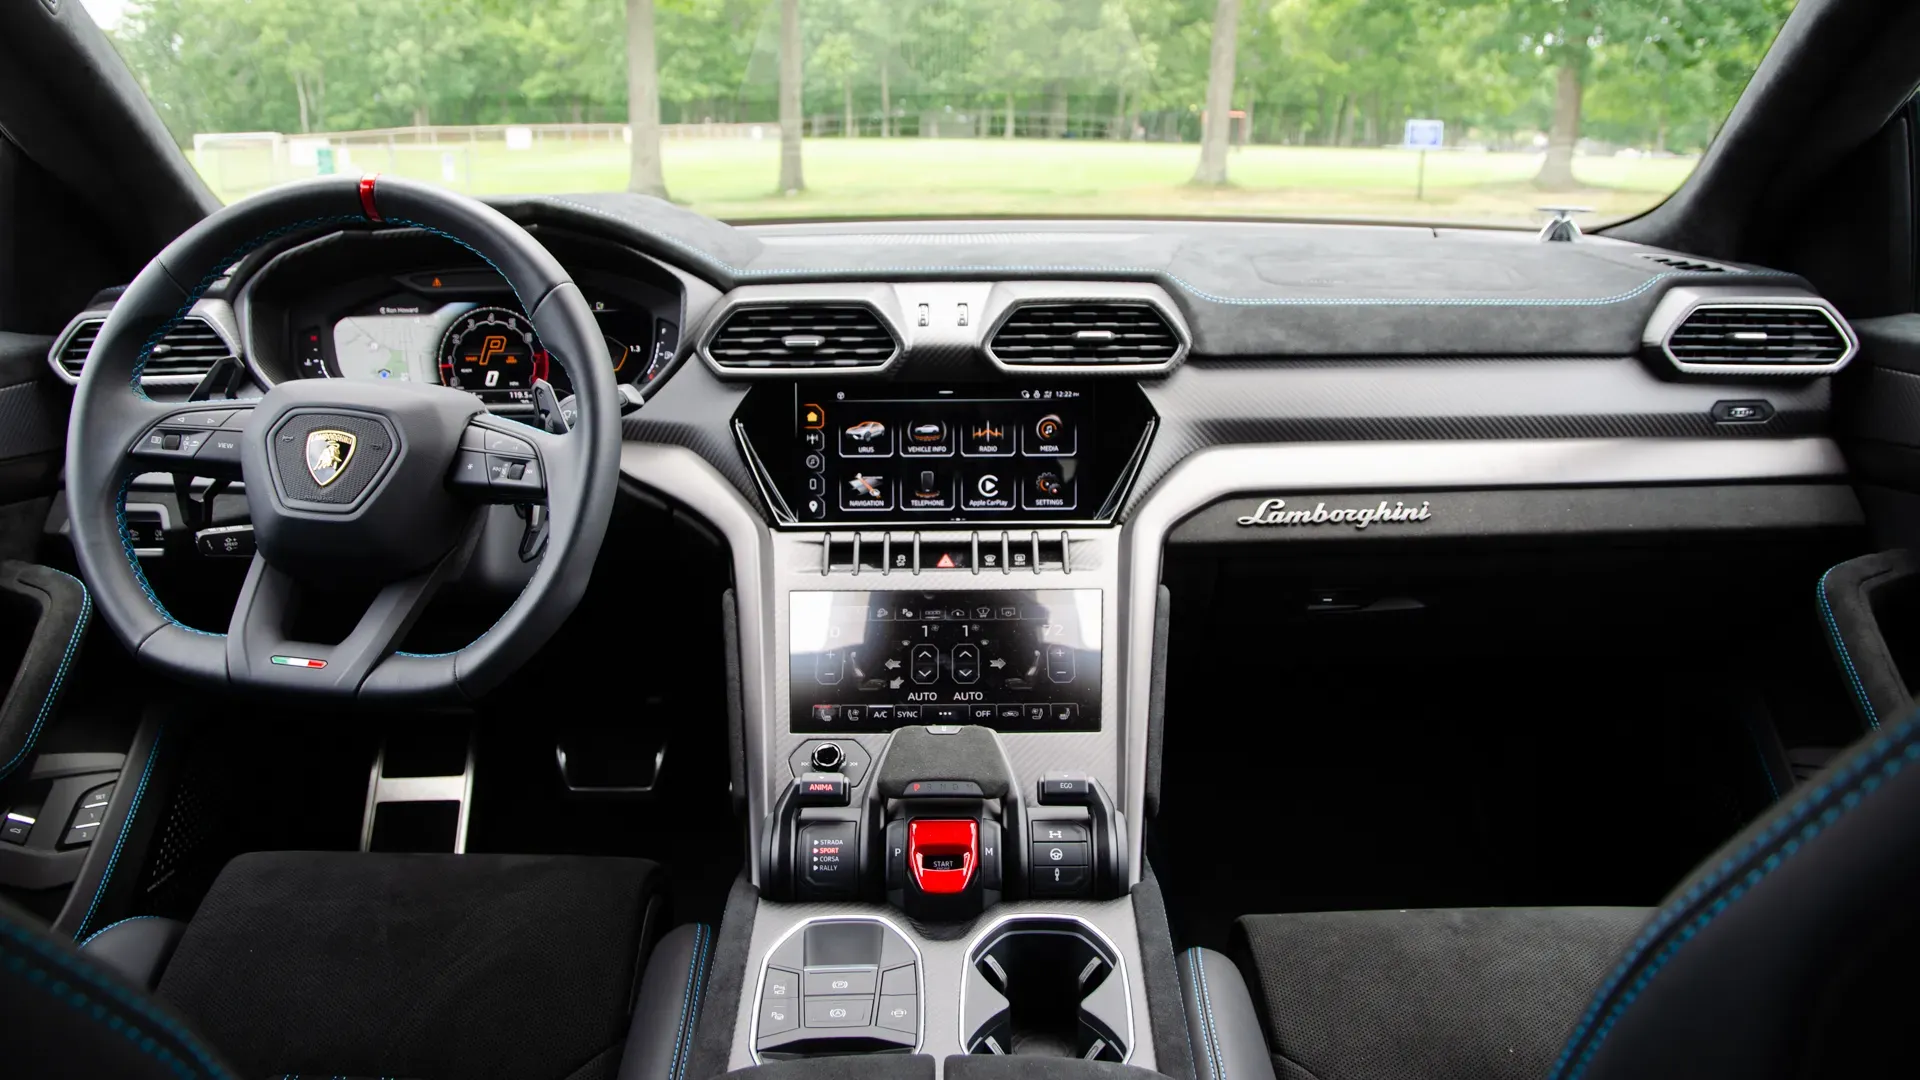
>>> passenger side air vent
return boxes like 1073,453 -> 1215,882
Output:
988,302 -> 1182,367
52,316 -> 232,381
1665,306 -> 1850,366
705,303 -> 897,370
54,319 -> 104,378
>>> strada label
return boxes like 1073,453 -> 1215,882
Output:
1236,497 -> 1431,529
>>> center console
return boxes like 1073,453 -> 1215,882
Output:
688,374 -> 1160,1071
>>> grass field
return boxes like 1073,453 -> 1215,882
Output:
191,136 -> 1697,227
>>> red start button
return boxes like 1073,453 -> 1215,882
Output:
908,818 -> 979,895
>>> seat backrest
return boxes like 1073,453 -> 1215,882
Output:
1550,709 -> 1920,1079
0,897 -> 241,1080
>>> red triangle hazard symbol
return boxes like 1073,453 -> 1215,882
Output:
936,553 -> 956,568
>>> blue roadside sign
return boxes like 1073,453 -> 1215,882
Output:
1403,119 -> 1445,149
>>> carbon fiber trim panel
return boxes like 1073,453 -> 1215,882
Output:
0,378 -> 66,461
1125,357 -> 1831,519
621,360 -> 761,507
731,897 -> 1155,1072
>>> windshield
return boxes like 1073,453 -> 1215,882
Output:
85,0 -> 1795,227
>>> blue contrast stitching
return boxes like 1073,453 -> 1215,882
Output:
684,923 -> 714,1080
78,915 -> 168,951
129,215 -> 366,394
1547,710 -> 1920,1079
667,924 -> 705,1080
1818,565 -> 1879,729
76,727 -> 164,940
1191,949 -> 1226,1080
542,196 -> 1791,309
0,571 -> 91,780
0,909 -> 235,1079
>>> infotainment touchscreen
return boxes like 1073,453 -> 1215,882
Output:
778,385 -> 1096,522
790,589 -> 1101,733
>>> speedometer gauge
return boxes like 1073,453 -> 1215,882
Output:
437,307 -> 571,402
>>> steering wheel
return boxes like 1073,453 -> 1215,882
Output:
64,175 -> 620,703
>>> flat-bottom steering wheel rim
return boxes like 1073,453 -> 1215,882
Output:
63,175 -> 622,703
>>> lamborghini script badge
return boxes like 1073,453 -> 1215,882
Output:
304,429 -> 357,487
1236,497 -> 1431,529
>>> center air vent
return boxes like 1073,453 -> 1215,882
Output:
988,302 -> 1182,368
52,315 -> 232,382
705,304 -> 897,370
1666,305 -> 1850,367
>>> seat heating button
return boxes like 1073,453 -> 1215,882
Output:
877,994 -> 918,1034
805,969 -> 877,996
804,997 -> 873,1028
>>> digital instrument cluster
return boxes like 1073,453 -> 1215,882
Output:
295,282 -> 678,409
789,589 -> 1102,733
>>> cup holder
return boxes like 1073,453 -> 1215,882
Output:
962,916 -> 1131,1061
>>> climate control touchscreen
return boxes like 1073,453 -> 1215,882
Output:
790,590 -> 1101,733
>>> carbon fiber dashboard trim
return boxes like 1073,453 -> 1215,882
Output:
1124,357 -> 1831,519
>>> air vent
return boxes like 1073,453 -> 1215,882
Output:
54,319 -> 103,378
141,318 -> 232,377
988,302 -> 1181,366
1666,305 -> 1849,366
706,304 -> 897,369
1642,253 -> 1730,273
53,316 -> 231,381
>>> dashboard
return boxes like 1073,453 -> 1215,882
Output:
44,196 -> 1864,896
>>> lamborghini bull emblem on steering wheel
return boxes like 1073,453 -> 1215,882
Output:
304,429 -> 358,487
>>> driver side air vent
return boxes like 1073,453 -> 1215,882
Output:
987,302 -> 1182,368
705,303 -> 898,370
52,316 -> 233,382
1666,306 -> 1850,366
54,320 -> 104,378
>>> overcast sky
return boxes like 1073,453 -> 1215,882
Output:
79,0 -> 126,31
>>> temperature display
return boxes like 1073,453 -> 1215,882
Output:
788,589 -> 1102,733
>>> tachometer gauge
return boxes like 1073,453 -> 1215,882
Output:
437,306 -> 571,402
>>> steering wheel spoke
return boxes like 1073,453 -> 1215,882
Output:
126,403 -> 255,481
448,418 -> 554,504
224,540 -> 466,695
